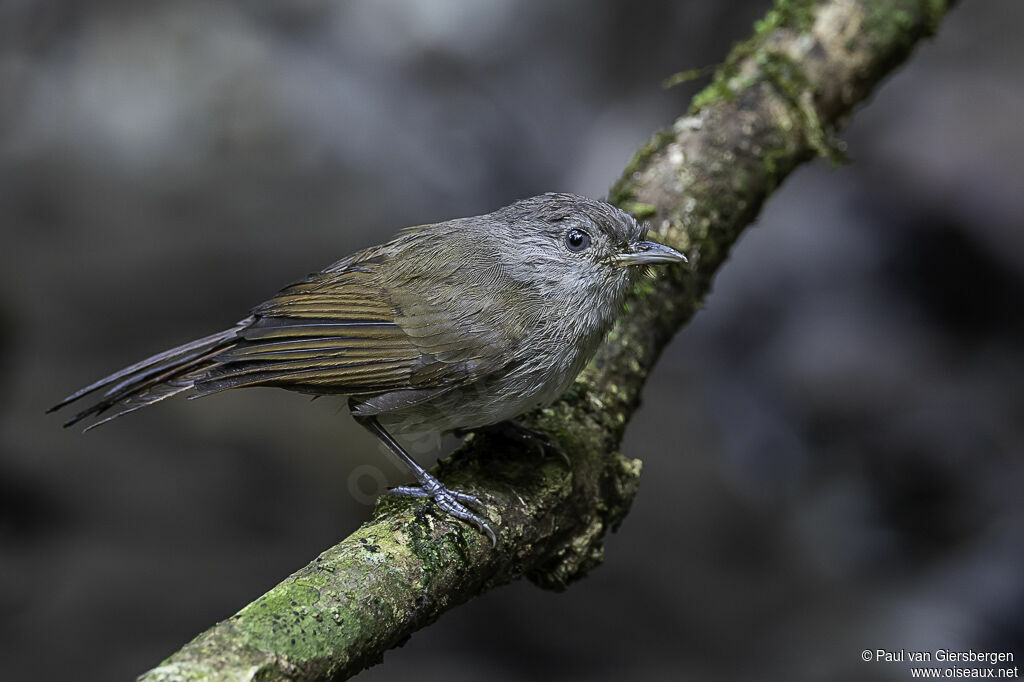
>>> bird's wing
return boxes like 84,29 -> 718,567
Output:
195,260 -> 507,398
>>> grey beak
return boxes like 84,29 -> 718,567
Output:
614,240 -> 688,266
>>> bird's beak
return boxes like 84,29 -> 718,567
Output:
613,240 -> 688,266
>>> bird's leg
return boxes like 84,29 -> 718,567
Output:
464,420 -> 570,466
354,414 -> 497,546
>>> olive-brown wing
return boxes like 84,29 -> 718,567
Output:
196,263 -> 504,397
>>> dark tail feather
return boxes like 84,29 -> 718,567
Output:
50,317 -> 252,430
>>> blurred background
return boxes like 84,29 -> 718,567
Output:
2,1 -> 1022,680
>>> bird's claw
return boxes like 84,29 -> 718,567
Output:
387,482 -> 497,546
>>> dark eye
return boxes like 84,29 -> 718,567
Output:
564,228 -> 591,252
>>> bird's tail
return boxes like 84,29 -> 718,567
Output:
48,317 -> 251,431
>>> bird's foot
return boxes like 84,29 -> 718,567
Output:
475,420 -> 569,466
387,476 -> 497,546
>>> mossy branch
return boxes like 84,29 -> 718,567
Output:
139,1 -> 956,680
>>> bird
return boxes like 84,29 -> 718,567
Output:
49,192 -> 687,544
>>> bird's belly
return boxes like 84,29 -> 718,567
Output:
378,363 -> 575,437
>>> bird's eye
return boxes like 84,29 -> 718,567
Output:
564,228 -> 591,252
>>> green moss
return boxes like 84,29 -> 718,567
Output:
662,65 -> 715,89
861,1 -> 912,49
608,129 -> 675,206
226,507 -> 480,666
620,201 -> 657,220
754,0 -> 818,34
921,0 -> 951,34
690,0 -> 819,115
762,145 -> 790,176
690,41 -> 848,169
375,498 -> 474,577
690,78 -> 732,112
234,579 -> 344,660
755,52 -> 847,165
861,0 -> 948,53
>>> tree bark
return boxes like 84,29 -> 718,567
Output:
139,1 -> 957,680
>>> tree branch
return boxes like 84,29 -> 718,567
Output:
139,1 -> 956,679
